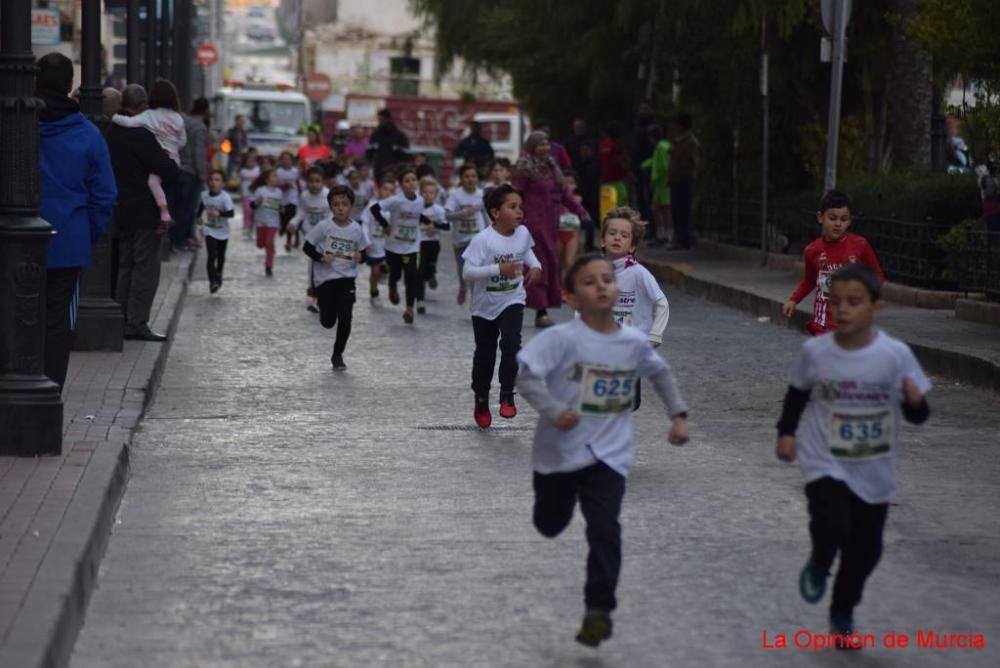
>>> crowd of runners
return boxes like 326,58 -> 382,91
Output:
194,143 -> 931,650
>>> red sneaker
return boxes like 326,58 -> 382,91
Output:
474,399 -> 492,428
499,394 -> 517,419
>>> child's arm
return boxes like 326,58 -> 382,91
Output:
111,111 -> 151,128
516,366 -> 578,431
301,225 -> 329,262
783,248 -> 818,317
369,201 -> 391,229
522,246 -> 542,287
648,297 -> 670,345
775,346 -> 816,461
640,347 -> 689,445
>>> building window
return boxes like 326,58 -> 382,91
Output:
389,56 -> 420,97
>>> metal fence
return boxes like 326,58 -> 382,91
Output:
696,199 -> 1000,300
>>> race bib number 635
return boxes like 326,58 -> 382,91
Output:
828,408 -> 891,459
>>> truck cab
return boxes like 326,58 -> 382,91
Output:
214,85 -> 311,158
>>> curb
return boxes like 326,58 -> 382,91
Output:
0,252 -> 197,668
643,256 -> 1000,396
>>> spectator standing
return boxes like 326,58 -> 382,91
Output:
343,125 -> 370,160
454,121 -> 495,172
225,114 -> 248,182
36,53 -> 117,389
106,84 -> 180,342
511,131 -> 591,328
632,101 -> 656,221
534,121 -> 572,171
173,96 -> 211,251
598,122 -> 629,207
978,153 -> 1000,234
667,113 -> 699,249
642,124 -> 672,245
367,109 -> 410,180
298,124 -> 334,171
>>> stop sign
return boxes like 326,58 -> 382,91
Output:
304,73 -> 332,102
196,43 -> 218,67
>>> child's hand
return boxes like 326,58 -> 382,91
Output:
464,206 -> 477,216
776,435 -> 797,462
554,409 -> 579,431
498,261 -> 522,277
782,300 -> 797,318
902,377 -> 924,406
649,340 -> 660,348
524,266 -> 542,286
321,253 -> 336,264
668,416 -> 689,446
353,250 -> 362,264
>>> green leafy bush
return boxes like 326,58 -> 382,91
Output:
936,218 -> 988,287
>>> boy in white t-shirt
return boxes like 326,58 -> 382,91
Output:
516,254 -> 689,648
361,176 -> 396,300
419,177 -> 447,302
276,151 -> 300,252
302,185 -> 371,370
600,207 -> 670,409
238,151 -> 260,239
198,170 -> 235,293
461,184 -> 541,428
446,163 -> 488,305
776,263 -> 931,646
289,166 -> 330,313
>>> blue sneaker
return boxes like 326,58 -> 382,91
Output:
798,560 -> 828,604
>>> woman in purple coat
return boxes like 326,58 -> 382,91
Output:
512,131 -> 591,327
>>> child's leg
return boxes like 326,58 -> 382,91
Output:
333,278 -> 356,356
496,305 -> 524,396
423,240 -> 440,282
402,253 -> 422,308
470,315 -> 501,398
532,470 -> 576,538
632,378 -> 642,411
148,173 -> 171,221
454,244 -> 466,282
316,280 -> 338,329
830,491 -> 889,617
205,237 -> 219,285
264,228 -> 276,269
576,462 -> 627,612
216,239 -> 228,282
255,226 -> 266,249
804,477 -> 851,575
386,252 -> 402,288
242,199 -> 254,231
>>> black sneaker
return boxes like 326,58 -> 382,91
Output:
307,304 -> 319,313
799,559 -> 828,604
576,609 -> 613,648
370,288 -> 379,299
830,609 -> 861,651
428,276 -> 438,290
265,266 -> 273,277
331,354 -> 346,370
416,301 -> 426,315
209,282 -> 220,294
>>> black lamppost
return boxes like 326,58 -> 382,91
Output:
172,0 -> 193,109
144,0 -> 157,87
159,0 -> 172,79
127,0 -> 141,84
73,0 -> 125,352
0,0 -> 64,456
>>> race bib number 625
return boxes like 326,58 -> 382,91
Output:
578,366 -> 637,415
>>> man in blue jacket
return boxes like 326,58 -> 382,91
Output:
36,52 -> 117,390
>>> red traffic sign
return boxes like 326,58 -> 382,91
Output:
304,72 -> 332,102
196,43 -> 218,67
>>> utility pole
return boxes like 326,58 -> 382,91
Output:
760,16 -> 770,257
0,0 -> 64,455
159,0 -> 172,79
74,0 -> 126,352
823,0 -> 850,192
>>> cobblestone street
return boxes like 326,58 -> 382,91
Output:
71,227 -> 1000,667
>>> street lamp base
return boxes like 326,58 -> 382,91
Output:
0,376 -> 63,456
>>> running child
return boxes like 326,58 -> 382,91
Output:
370,167 -> 435,324
250,169 -> 283,276
238,151 -> 260,239
289,166 -> 331,312
302,185 -> 371,370
276,151 -> 300,251
776,263 -> 931,646
461,184 -> 541,427
782,190 -> 885,335
420,176 -> 447,295
516,253 -> 689,648
445,163 -> 488,305
484,157 -> 512,194
600,207 -> 670,409
361,176 -> 396,299
112,79 -> 186,226
198,169 -> 235,293
558,170 -> 584,280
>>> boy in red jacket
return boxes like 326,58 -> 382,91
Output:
782,191 -> 885,335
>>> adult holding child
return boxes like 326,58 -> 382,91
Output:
511,131 -> 591,328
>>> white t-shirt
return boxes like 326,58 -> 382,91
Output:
239,166 -> 260,198
380,192 -> 425,255
305,219 -> 370,283
252,187 -> 283,228
612,257 -> 666,336
113,109 -> 186,162
361,199 -> 388,259
517,319 -> 672,477
200,190 -> 234,240
461,225 -> 540,320
789,329 -> 932,504
276,166 -> 300,206
445,187 -> 487,246
422,203 -> 446,241
293,188 -> 331,237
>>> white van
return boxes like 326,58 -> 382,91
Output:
214,85 -> 311,158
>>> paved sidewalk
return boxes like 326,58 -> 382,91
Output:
641,242 -> 1000,394
0,250 -> 195,668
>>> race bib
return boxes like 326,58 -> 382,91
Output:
828,408 -> 892,459
559,213 -> 581,231
308,208 -> 329,225
612,307 -> 633,327
486,273 -> 520,292
205,211 -> 224,229
578,366 -> 637,415
325,236 -> 356,260
458,217 -> 480,235
262,197 -> 281,212
394,224 -> 418,242
817,269 -> 834,299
